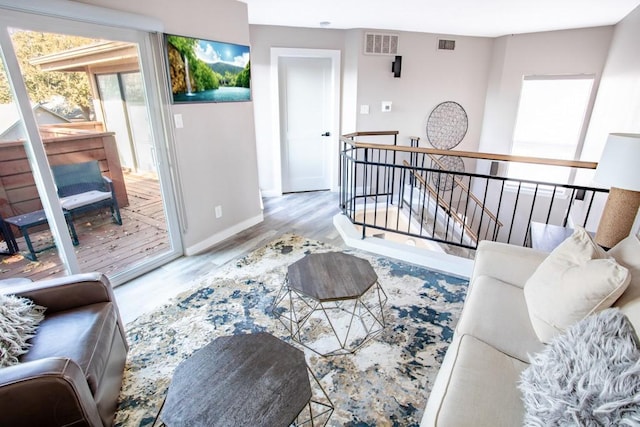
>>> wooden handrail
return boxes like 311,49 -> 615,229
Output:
403,160 -> 479,243
426,154 -> 503,226
342,131 -> 399,138
342,138 -> 598,170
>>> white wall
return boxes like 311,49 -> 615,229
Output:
580,4 -> 640,234
353,30 -> 494,154
250,26 -> 494,194
478,26 -> 614,158
79,0 -> 263,253
341,30 -> 360,135
582,4 -> 640,160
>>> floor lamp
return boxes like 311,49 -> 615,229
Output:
594,133 -> 640,249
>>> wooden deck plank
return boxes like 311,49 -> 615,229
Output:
0,172 -> 170,281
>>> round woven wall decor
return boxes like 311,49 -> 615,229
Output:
426,101 -> 468,149
431,155 -> 465,191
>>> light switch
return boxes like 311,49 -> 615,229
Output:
381,101 -> 392,112
174,113 -> 184,129
360,105 -> 370,114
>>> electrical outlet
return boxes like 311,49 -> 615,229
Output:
215,205 -> 222,218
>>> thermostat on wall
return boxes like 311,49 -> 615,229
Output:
381,101 -> 392,112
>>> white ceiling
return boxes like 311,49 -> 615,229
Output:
239,0 -> 640,37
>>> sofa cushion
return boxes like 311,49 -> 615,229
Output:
471,241 -> 547,289
610,234 -> 640,331
426,334 -> 528,426
0,294 -> 45,367
456,275 -> 543,362
519,308 -> 640,426
20,302 -> 118,395
59,190 -> 111,210
523,227 -> 630,343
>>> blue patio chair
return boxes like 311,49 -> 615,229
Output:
51,160 -> 123,226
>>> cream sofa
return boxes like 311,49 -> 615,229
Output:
421,234 -> 640,426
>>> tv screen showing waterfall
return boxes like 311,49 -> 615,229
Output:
164,33 -> 251,103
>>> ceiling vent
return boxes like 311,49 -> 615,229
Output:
438,39 -> 456,51
364,32 -> 399,55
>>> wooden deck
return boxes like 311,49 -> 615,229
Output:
0,172 -> 169,281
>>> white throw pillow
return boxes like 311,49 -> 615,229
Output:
519,308 -> 640,426
0,293 -> 45,367
609,234 -> 640,331
524,227 -> 630,343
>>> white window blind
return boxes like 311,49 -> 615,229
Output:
509,75 -> 595,185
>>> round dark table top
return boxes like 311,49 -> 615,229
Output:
287,252 -> 378,301
160,332 -> 311,427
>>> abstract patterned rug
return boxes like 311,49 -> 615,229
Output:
115,234 -> 468,426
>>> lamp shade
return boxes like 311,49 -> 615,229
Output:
594,133 -> 640,191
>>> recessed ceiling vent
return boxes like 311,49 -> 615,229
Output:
364,32 -> 399,55
438,39 -> 456,51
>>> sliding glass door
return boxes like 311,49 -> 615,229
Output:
0,9 -> 182,285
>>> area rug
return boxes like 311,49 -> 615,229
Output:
115,234 -> 468,426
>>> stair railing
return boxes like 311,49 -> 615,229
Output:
402,160 -> 480,243
340,132 -> 609,251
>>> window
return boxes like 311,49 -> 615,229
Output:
509,75 -> 595,184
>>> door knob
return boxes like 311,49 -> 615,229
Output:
321,131 -> 331,137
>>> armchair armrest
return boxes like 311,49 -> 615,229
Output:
102,175 -> 114,191
2,272 -> 116,313
0,357 -> 103,426
1,273 -> 128,350
472,240 -> 548,288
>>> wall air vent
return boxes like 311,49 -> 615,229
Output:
438,39 -> 456,51
364,32 -> 399,55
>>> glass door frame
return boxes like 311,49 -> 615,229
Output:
0,8 -> 183,285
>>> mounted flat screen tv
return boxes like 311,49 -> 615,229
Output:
164,33 -> 251,104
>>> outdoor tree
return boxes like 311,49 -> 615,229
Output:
0,30 -> 97,120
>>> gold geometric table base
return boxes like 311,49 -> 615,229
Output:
272,275 -> 388,357
293,367 -> 334,426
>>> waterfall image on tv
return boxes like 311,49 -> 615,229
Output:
165,34 -> 251,103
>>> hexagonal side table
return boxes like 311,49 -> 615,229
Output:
156,333 -> 333,427
272,252 -> 388,357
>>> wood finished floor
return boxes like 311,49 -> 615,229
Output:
115,190 -> 344,323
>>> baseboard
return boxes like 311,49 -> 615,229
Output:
333,213 -> 473,279
185,213 -> 264,256
260,189 -> 282,198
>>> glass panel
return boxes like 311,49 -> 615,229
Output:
97,74 -> 137,170
121,72 -> 155,173
0,51 -> 68,278
5,28 -> 173,280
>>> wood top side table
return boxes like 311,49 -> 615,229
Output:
158,332 -> 332,427
273,252 -> 387,356
529,221 -> 595,253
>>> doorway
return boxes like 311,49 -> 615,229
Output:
271,48 -> 341,194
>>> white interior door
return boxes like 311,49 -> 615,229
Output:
279,56 -> 333,193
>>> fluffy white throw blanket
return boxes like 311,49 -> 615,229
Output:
519,308 -> 640,426
0,294 -> 45,367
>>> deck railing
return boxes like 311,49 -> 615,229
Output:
0,131 -> 128,218
340,132 -> 609,252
